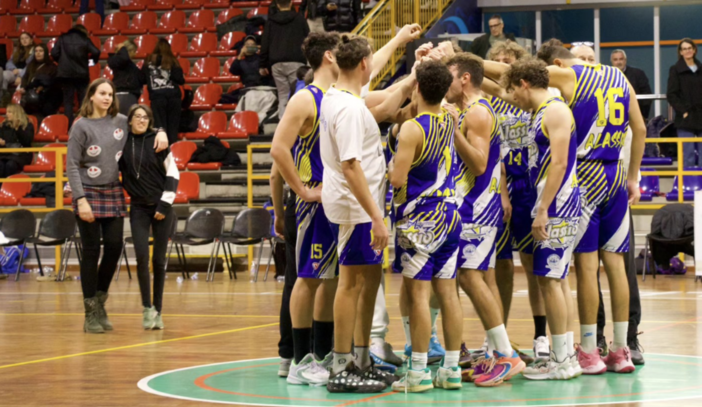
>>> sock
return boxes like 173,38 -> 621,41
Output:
552,334 -> 568,362
332,352 -> 352,374
292,328 -> 312,364
612,321 -> 629,351
566,331 -> 574,354
443,350 -> 460,368
354,346 -> 371,370
487,325 -> 513,355
533,315 -> 547,339
402,316 -> 412,346
312,320 -> 334,360
430,308 -> 440,336
580,324 -> 597,353
411,352 -> 428,370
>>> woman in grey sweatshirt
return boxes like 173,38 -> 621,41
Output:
66,78 -> 168,334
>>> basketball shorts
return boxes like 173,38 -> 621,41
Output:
533,216 -> 579,279
393,205 -> 460,281
458,223 -> 498,271
574,160 -> 630,253
330,222 -> 384,266
496,176 -> 536,259
295,201 -> 338,279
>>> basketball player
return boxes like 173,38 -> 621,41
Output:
501,57 -> 583,380
388,60 -> 463,392
444,53 -> 525,387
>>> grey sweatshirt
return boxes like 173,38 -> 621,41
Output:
66,114 -> 129,200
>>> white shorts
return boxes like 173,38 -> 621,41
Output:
457,223 -> 498,271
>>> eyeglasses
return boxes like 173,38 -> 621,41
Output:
489,23 -> 503,29
681,47 -> 695,51
133,114 -> 149,122
572,41 -> 594,47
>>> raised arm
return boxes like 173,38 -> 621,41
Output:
546,65 -> 576,104
370,24 -> 421,80
481,78 -> 521,108
368,70 -> 416,123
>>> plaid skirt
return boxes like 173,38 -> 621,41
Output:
73,182 -> 127,218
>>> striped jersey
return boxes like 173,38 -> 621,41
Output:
530,97 -> 580,218
292,84 -> 325,187
488,96 -> 534,181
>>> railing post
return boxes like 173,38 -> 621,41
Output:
55,149 -> 65,271
678,140 -> 684,203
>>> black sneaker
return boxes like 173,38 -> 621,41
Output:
327,363 -> 387,393
361,359 -> 399,386
597,334 -> 609,357
628,332 -> 645,366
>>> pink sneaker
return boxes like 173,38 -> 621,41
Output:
603,346 -> 636,373
473,358 -> 509,387
576,344 -> 606,375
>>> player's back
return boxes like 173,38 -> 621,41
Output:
488,96 -> 534,182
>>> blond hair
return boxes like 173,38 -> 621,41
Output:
487,40 -> 528,62
6,104 -> 29,130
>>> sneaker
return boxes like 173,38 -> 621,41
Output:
628,333 -> 645,365
458,342 -> 472,368
494,350 -> 526,381
371,352 -> 398,373
360,359 -> 399,386
391,368 -> 433,393
473,357 -> 510,387
404,344 -> 412,359
470,337 -> 489,361
317,352 -> 333,370
603,345 -> 636,373
461,355 -> 489,382
575,344 -> 606,375
370,338 -> 404,367
279,358 -> 292,377
533,336 -> 551,362
511,341 -> 534,366
523,352 -> 575,380
287,354 -> 329,386
433,366 -> 462,390
428,334 -> 446,364
569,353 -> 583,377
597,334 -> 609,357
142,306 -> 156,330
153,312 -> 164,330
327,363 -> 386,393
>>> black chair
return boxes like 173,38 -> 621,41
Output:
0,209 -> 36,281
167,208 -> 224,281
219,208 -> 273,283
26,209 -> 76,281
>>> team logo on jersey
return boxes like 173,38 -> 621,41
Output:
374,249 -> 382,257
463,244 -> 477,258
87,166 -> 101,178
539,218 -> 578,250
460,224 -> 490,242
397,220 -> 437,250
400,252 -> 411,268
546,254 -> 562,271
114,128 -> 124,140
500,114 -> 532,148
115,151 -> 122,161
312,262 -> 320,270
87,145 -> 101,157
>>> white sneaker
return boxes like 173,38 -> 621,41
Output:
533,336 -> 551,362
391,368 -> 433,393
569,353 -> 583,377
317,352 -> 333,370
433,366 -> 462,390
286,354 -> 329,386
470,337 -> 489,360
278,358 -> 292,377
370,338 -> 403,367
523,353 -> 576,380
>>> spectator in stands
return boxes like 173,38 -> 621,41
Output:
0,33 -> 35,100
260,0 -> 310,119
667,38 -> 702,167
611,49 -> 652,119
19,43 -> 60,120
108,40 -> 145,115
80,0 -> 105,24
571,43 -> 596,63
142,39 -> 185,145
303,0 -> 325,33
318,0 -> 362,33
0,103 -> 34,179
486,40 -> 527,64
229,36 -> 275,88
471,15 -> 515,59
119,104 -> 178,331
51,24 -> 101,127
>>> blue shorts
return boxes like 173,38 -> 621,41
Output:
458,223 -> 498,271
574,161 -> 630,253
295,201 -> 338,279
393,205 -> 460,281
497,177 -> 536,260
533,216 -> 579,279
330,222 -> 384,266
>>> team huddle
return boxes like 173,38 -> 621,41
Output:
270,26 -> 645,394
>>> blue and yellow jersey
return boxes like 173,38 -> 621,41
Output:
292,84 -> 325,187
569,64 -> 631,162
454,97 -> 503,226
488,96 -> 534,181
393,109 -> 456,218
530,96 -> 580,218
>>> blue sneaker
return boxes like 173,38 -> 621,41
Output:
404,344 -> 412,358
371,352 -> 398,373
428,334 -> 446,364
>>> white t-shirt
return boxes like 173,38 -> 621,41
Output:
320,87 -> 386,225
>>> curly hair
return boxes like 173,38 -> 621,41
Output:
487,40 -> 528,62
302,31 -> 341,70
416,60 -> 453,105
500,57 -> 549,91
446,53 -> 484,88
336,34 -> 372,71
537,44 -> 574,65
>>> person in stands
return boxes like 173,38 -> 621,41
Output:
19,43 -> 61,120
108,40 -> 145,116
0,32 -> 34,100
667,38 -> 702,167
0,103 -> 34,179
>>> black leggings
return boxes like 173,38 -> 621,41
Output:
150,98 -> 182,145
278,192 -> 298,359
130,204 -> 174,313
61,79 -> 88,127
77,216 -> 124,299
0,159 -> 22,179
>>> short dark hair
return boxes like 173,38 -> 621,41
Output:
446,53 -> 484,88
336,34 -> 372,71
501,57 -> 549,91
678,38 -> 697,60
490,14 -> 502,22
537,45 -> 574,65
416,60 -> 453,105
541,38 -> 563,48
302,31 -> 341,70
276,0 -> 291,8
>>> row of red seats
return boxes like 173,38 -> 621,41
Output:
101,56 -> 242,84
0,0 -> 280,14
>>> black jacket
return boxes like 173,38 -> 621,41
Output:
623,65 -> 652,118
260,10 -> 309,69
667,58 -> 702,132
108,47 -> 145,96
141,56 -> 185,101
0,121 -> 34,166
50,28 -> 100,79
470,32 -> 516,59
21,62 -> 61,117
229,53 -> 275,87
319,0 -> 361,32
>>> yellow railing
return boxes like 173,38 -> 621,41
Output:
353,0 -> 454,89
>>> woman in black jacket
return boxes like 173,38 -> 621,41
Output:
108,40 -> 145,115
0,104 -> 34,179
142,39 -> 185,145
318,0 -> 361,33
667,38 -> 702,167
19,44 -> 61,119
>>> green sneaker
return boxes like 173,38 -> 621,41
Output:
391,368 -> 433,393
153,312 -> 164,330
143,307 -> 156,330
433,366 -> 462,390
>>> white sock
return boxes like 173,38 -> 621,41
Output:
354,346 -> 370,370
487,325 -> 513,355
552,334 -> 568,362
612,321 -> 629,351
402,316 -> 412,346
411,352 -> 428,370
566,331 -> 574,354
443,350 -> 460,368
430,308 -> 440,335
580,324 -> 597,353
332,352 -> 352,374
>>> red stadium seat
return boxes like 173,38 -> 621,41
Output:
93,12 -> 129,36
26,115 -> 38,136
175,0 -> 206,10
20,196 -> 72,206
76,13 -> 102,34
190,84 -> 222,110
170,141 -> 197,170
211,31 -> 245,57
0,174 -> 32,206
173,172 -> 199,203
0,0 -> 15,12
166,33 -> 188,56
187,141 -> 230,170
215,83 -> 242,110
37,15 -> 73,38
33,116 -> 68,143
216,8 -> 244,25
213,56 -> 241,83
102,65 -> 113,80
204,0 -> 229,9
219,111 -> 258,139
89,63 -> 101,82
134,34 -> 159,58
180,32 -> 218,58
38,0 -> 73,13
0,17 -> 16,40
148,0 -> 181,10
123,11 -> 158,35
11,0 -> 45,14
151,10 -> 186,34
185,57 -> 220,83
247,7 -> 268,19
0,117 -> 4,125
232,1 -> 258,7
46,38 -> 58,54
179,9 -> 216,34
89,35 -> 101,50
9,16 -> 45,38
177,57 -> 191,76
184,111 -> 227,139
121,0 -> 154,12
138,86 -> 150,106
24,143 -> 65,172
100,35 -> 128,59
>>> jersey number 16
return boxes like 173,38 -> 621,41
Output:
595,87 -> 625,127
